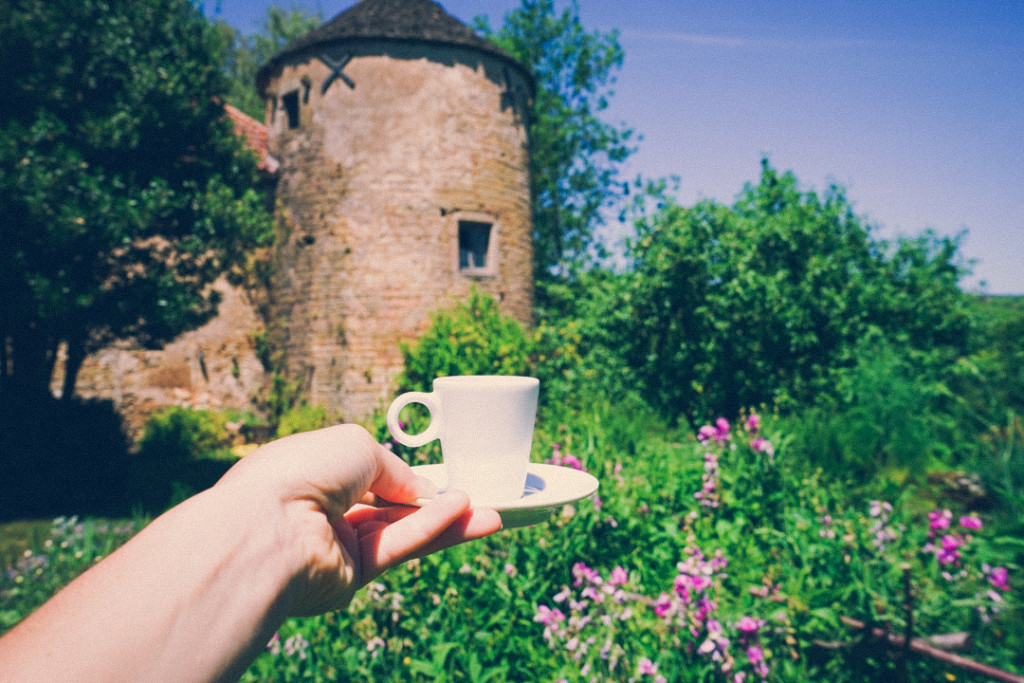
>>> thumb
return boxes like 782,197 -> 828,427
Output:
369,448 -> 439,505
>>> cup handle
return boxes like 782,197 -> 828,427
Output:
386,391 -> 442,448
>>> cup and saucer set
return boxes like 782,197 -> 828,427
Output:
387,376 -> 599,528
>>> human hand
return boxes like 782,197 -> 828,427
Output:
216,424 -> 502,615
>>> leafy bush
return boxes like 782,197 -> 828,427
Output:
136,405 -> 233,461
615,160 -> 975,425
783,336 -> 959,491
276,403 -> 332,438
397,288 -> 533,394
394,284 -> 645,431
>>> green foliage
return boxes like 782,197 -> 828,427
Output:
616,160 -> 975,425
475,0 -> 637,278
136,405 -> 233,462
531,272 -> 646,416
397,289 -> 534,394
966,296 -> 1024,416
4,401 -> 1022,680
783,337 -> 957,491
214,6 -> 323,119
393,286 -> 638,431
0,0 -> 275,398
275,403 -> 332,438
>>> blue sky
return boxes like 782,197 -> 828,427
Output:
206,0 -> 1024,295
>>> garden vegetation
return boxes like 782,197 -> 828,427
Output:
2,1 -> 1022,681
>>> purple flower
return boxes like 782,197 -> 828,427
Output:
869,500 -> 893,518
987,566 -> 1010,592
745,414 -> 761,433
284,633 -> 309,659
572,562 -> 601,587
561,453 -> 584,470
609,566 -> 629,586
959,514 -> 983,531
928,509 -> 952,533
533,605 -> 566,627
736,616 -> 763,633
637,657 -> 658,675
935,534 -> 964,565
654,592 -> 673,617
747,644 -> 769,677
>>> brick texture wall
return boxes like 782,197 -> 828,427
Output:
266,41 -> 534,420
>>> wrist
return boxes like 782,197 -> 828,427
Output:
136,482 -> 307,681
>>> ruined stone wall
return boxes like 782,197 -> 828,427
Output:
266,41 -> 533,420
66,279 -> 267,437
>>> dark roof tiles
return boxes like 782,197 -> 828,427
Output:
256,0 -> 531,94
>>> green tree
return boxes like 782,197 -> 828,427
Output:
0,0 -> 274,400
475,0 -> 637,280
214,5 -> 323,119
618,160 -> 975,424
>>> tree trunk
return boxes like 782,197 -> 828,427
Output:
62,335 -> 87,402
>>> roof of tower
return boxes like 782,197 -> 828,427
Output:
256,0 -> 533,95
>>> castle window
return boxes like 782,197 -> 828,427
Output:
459,220 -> 495,274
282,90 -> 300,129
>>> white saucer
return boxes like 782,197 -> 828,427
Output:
411,462 -> 600,528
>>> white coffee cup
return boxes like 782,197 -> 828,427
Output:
386,375 -> 540,506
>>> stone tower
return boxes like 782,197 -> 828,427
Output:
256,0 -> 535,419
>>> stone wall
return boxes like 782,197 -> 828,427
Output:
266,41 -> 533,420
66,278 -> 267,437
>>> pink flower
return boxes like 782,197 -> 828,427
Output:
561,453 -> 584,470
928,509 -> 952,533
654,592 -> 673,617
736,616 -> 763,633
572,562 -> 601,587
935,534 -> 964,565
750,436 -> 774,454
988,566 -> 1010,592
609,566 -> 629,586
637,657 -> 659,676
698,418 -> 732,443
533,604 -> 565,626
959,514 -> 982,531
747,644 -> 770,677
745,414 -> 761,433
